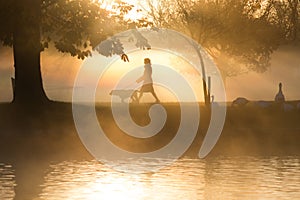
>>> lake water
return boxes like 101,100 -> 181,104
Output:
1,156 -> 300,200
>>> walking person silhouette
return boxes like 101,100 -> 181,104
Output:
136,58 -> 160,103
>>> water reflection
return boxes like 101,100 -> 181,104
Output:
39,156 -> 300,200
203,156 -> 300,199
40,159 -> 206,200
0,163 -> 15,200
1,157 -> 300,199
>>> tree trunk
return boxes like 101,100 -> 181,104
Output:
195,45 -> 210,106
12,0 -> 49,105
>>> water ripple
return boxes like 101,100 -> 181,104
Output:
1,156 -> 300,199
0,163 -> 15,200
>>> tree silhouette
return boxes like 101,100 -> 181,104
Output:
0,0 -> 141,104
145,0 -> 297,83
268,0 -> 299,43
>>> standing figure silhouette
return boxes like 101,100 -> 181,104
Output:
275,82 -> 285,103
136,58 -> 160,103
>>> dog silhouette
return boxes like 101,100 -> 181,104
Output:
109,90 -> 139,103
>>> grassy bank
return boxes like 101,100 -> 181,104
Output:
0,101 -> 299,163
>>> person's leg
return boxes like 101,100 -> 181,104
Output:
151,90 -> 160,103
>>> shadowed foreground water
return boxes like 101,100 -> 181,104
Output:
1,156 -> 300,200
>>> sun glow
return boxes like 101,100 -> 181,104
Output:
79,49 -> 204,102
97,0 -> 145,21
75,174 -> 145,200
41,161 -> 147,200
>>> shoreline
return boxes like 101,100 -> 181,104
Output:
0,101 -> 299,164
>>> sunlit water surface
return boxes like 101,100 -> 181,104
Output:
1,156 -> 300,199
0,163 -> 15,199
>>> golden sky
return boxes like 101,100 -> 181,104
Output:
75,49 -> 205,102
